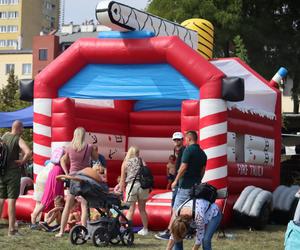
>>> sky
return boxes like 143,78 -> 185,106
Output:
64,0 -> 149,25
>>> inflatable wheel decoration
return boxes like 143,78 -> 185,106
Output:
121,228 -> 134,246
69,225 -> 88,245
252,202 -> 271,230
92,226 -> 110,247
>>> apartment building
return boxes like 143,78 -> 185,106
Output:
0,49 -> 32,88
0,0 -> 60,50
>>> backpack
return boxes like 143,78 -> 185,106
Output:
50,147 -> 65,164
138,158 -> 154,189
0,141 -> 9,176
189,182 -> 217,203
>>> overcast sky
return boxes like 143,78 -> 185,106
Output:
64,0 -> 149,25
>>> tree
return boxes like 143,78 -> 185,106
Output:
0,69 -> 33,148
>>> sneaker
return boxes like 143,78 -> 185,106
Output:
50,224 -> 61,232
29,223 -> 39,230
154,231 -> 170,240
39,222 -> 51,232
137,228 -> 149,236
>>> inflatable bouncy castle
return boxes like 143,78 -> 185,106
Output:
4,1 -> 287,230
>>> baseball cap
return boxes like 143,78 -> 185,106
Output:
172,132 -> 184,140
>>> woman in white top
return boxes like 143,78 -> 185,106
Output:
166,199 -> 222,250
120,146 -> 150,236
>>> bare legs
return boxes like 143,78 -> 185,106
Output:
126,199 -> 148,230
31,202 -> 45,224
7,199 -> 17,233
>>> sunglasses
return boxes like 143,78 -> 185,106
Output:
173,139 -> 182,141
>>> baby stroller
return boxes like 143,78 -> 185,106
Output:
58,170 -> 134,247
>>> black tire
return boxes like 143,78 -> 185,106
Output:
92,226 -> 110,247
69,225 -> 88,245
110,235 -> 121,245
121,229 -> 134,246
252,202 -> 271,230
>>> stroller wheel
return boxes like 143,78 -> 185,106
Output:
121,229 -> 134,246
92,227 -> 110,247
69,225 -> 88,245
110,235 -> 121,245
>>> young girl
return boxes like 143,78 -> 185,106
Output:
39,195 -> 64,232
166,155 -> 176,190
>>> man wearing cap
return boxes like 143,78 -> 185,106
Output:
155,131 -> 186,240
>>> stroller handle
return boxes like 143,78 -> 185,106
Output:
56,174 -> 84,183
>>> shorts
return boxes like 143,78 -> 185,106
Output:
173,188 -> 191,210
126,181 -> 149,203
0,167 -> 21,199
167,174 -> 175,181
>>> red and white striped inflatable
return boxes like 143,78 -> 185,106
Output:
6,35 -> 281,231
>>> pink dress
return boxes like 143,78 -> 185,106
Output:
40,165 -> 64,212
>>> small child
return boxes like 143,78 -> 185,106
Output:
92,163 -> 107,183
113,176 -> 122,195
39,195 -> 64,232
166,155 -> 176,190
65,199 -> 81,232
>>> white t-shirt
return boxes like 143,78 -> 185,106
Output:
176,199 -> 220,245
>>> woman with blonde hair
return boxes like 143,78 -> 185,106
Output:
120,146 -> 150,236
166,198 -> 221,250
55,127 -> 98,237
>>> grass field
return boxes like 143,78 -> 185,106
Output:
0,221 -> 286,250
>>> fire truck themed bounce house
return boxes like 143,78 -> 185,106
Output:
4,1 -> 291,230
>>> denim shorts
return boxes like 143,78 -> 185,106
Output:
173,188 -> 191,210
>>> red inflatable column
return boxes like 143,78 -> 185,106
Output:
199,81 -> 228,192
51,98 -> 76,149
181,100 -> 199,134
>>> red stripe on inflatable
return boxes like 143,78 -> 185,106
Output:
52,98 -> 75,113
205,155 -> 227,170
75,104 -> 128,123
33,133 -> 51,147
51,127 -> 74,142
181,116 -> 199,132
130,111 -> 180,126
228,176 -> 274,194
33,154 -> 49,166
33,113 -> 51,126
228,118 -> 275,138
228,109 -> 274,126
129,124 -> 181,137
199,111 -> 227,129
200,134 -> 227,150
207,177 -> 227,190
228,163 -> 274,179
75,118 -> 128,135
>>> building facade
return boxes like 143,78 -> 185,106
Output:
0,0 -> 60,50
0,49 -> 32,88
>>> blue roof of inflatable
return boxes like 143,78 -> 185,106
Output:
59,64 -> 199,100
0,106 -> 33,128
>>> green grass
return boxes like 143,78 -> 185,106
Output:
0,221 -> 286,250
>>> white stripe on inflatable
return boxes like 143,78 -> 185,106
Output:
152,192 -> 172,199
73,98 -> 114,108
244,134 -> 274,152
200,99 -> 227,119
203,144 -> 227,159
128,137 -> 173,150
140,149 -> 173,163
33,122 -> 51,137
244,149 -> 274,166
146,202 -> 171,207
33,143 -> 51,158
200,122 -> 227,141
202,165 -> 227,182
33,98 -> 52,117
33,163 -> 46,175
227,146 -> 236,162
227,132 -> 236,147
